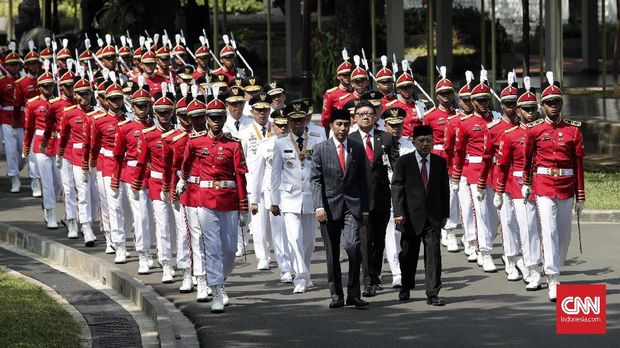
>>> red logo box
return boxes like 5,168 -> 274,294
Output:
556,284 -> 606,335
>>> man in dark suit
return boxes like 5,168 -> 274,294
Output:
392,125 -> 449,305
311,108 -> 370,309
348,99 -> 399,297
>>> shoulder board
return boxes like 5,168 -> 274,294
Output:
161,129 -> 176,139
385,99 -> 399,107
142,125 -> 157,134
563,118 -> 581,127
93,112 -> 107,120
49,97 -> 60,103
447,114 -> 460,120
309,131 -> 321,138
225,133 -> 241,142
424,107 -> 436,116
15,76 -> 26,83
172,132 -> 188,142
486,119 -> 501,129
527,118 -> 544,128
504,125 -> 519,134
27,95 -> 40,103
190,130 -> 207,138
212,68 -> 223,73
118,119 -> 131,126
338,93 -> 351,101
86,110 -> 100,116
460,114 -> 473,121
63,105 -> 77,112
326,86 -> 338,93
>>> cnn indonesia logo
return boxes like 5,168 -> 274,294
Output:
556,284 -> 606,335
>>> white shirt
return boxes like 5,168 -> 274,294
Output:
414,150 -> 430,179
358,128 -> 375,150
223,113 -> 252,137
332,137 -> 348,163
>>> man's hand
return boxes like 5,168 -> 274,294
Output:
521,185 -> 531,201
441,218 -> 448,228
55,156 -> 63,169
270,205 -> 281,216
21,151 -> 28,159
494,193 -> 504,209
131,188 -> 139,201
110,187 -> 120,199
160,191 -> 169,202
315,208 -> 327,223
250,203 -> 259,215
475,188 -> 485,202
451,180 -> 460,192
172,199 -> 181,211
575,201 -> 584,214
362,213 -> 369,226
239,211 -> 250,227
394,216 -> 405,225
175,179 -> 187,196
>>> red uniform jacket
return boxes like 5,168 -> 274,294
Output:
47,96 -> 76,160
321,84 -> 352,128
163,128 -> 201,207
13,75 -> 38,128
0,75 -> 17,126
477,116 -> 518,188
181,131 -> 248,211
192,68 -> 208,81
492,124 -> 529,199
57,105 -> 92,166
423,106 -> 456,159
334,91 -> 362,110
443,112 -> 465,176
380,94 -> 396,109
386,97 -> 419,138
452,112 -> 494,185
23,95 -> 56,156
132,125 -> 172,199
212,67 -> 237,86
111,118 -> 153,189
85,111 -> 125,176
523,117 -> 586,202
134,73 -> 167,96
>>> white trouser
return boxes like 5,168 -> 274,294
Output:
2,125 -> 24,176
96,171 -> 111,234
59,158 -> 77,220
105,176 -> 127,243
199,207 -> 239,285
445,185 -> 460,230
470,184 -> 500,252
186,206 -> 206,276
237,224 -> 246,251
88,170 -> 99,223
511,195 -> 542,267
252,199 -> 272,262
71,165 -> 92,224
152,199 -> 174,262
458,177 -> 476,243
499,193 -> 521,256
123,183 -> 151,252
34,153 -> 61,209
536,195 -> 573,275
385,213 -> 401,276
28,152 -> 40,179
269,212 -> 291,274
283,212 -> 316,284
174,204 -> 191,269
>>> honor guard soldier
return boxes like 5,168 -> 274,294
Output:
271,101 -> 325,293
22,66 -> 62,228
386,70 -> 420,138
1,43 -> 24,193
111,77 -> 154,266
238,92 -> 274,267
296,97 -> 326,141
242,76 -> 263,115
99,35 -> 119,72
193,36 -> 211,81
223,86 -> 252,137
476,72 -> 522,281
177,88 -> 250,313
155,38 -> 177,83
451,70 -> 499,272
249,109 -> 293,283
335,57 -> 369,111
133,83 -> 176,281
376,55 -> 396,108
212,43 -> 238,84
522,72 -> 585,302
57,76 -> 97,245
320,49 -> 354,131
56,39 -> 72,70
492,77 -> 543,291
118,36 -> 134,77
136,42 -> 166,96
263,80 -> 287,113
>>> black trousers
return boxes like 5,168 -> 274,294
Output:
398,219 -> 442,297
361,208 -> 390,285
321,208 -> 362,300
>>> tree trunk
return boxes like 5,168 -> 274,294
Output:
522,0 -> 529,76
333,0 -> 371,53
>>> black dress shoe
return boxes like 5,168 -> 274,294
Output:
374,283 -> 383,291
426,296 -> 445,306
398,288 -> 410,301
346,297 -> 369,308
329,298 -> 345,308
362,285 -> 376,297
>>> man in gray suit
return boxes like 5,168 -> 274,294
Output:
311,108 -> 370,309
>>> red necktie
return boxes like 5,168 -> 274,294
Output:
338,143 -> 346,173
421,157 -> 428,190
365,133 -> 374,164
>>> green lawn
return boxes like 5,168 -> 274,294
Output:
0,270 -> 80,348
584,170 -> 620,210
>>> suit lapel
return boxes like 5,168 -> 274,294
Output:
373,130 -> 382,164
344,142 -> 354,176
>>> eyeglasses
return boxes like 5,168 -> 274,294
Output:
355,112 -> 375,118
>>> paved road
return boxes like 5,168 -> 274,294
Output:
0,166 -> 618,347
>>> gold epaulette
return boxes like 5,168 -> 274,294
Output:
460,114 -> 473,121
172,132 -> 188,142
118,119 -> 131,126
64,105 -> 77,112
161,129 -> 176,139
49,97 -> 60,103
142,125 -> 157,134
487,119 -> 501,129
87,110 -> 100,116
447,113 -> 460,120
92,112 -> 107,120
527,118 -> 544,128
27,95 -> 40,103
15,76 -> 27,83
504,125 -> 519,134
326,86 -> 338,93
225,133 -> 241,142
424,107 -> 436,116
563,118 -> 582,127
385,99 -> 399,107
338,93 -> 351,101
190,130 -> 207,138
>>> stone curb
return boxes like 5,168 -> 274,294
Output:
0,222 -> 199,348
575,210 -> 620,223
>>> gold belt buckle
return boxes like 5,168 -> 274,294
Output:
550,168 -> 559,176
213,181 -> 221,189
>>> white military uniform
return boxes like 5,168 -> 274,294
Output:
250,135 -> 292,276
270,130 -> 322,290
223,113 -> 253,138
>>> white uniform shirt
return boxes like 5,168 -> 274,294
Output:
223,113 -> 253,138
250,135 -> 277,208
239,121 -> 273,201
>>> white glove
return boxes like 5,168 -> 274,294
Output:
82,170 -> 89,183
575,202 -> 584,214
451,180 -> 460,192
160,190 -> 169,202
111,187 -> 120,199
175,179 -> 187,196
521,185 -> 531,201
21,152 -> 27,159
55,156 -> 63,169
131,188 -> 140,201
475,188 -> 485,202
494,193 -> 504,210
239,211 -> 250,228
172,199 -> 181,211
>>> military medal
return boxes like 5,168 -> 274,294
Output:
289,130 -> 308,169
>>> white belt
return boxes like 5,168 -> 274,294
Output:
1,106 -> 14,111
200,180 -> 236,189
100,148 -> 114,157
150,170 -> 163,179
512,171 -> 523,177
466,155 -> 483,164
34,129 -> 58,137
127,160 -> 138,167
187,176 -> 200,184
537,167 -> 574,177
73,143 -> 83,149
433,144 -> 444,151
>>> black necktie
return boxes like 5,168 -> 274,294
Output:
235,120 -> 240,131
421,157 -> 428,190
297,136 -> 304,151
261,126 -> 266,137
